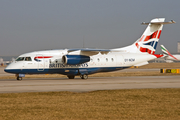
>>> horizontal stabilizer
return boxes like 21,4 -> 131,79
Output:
142,20 -> 175,25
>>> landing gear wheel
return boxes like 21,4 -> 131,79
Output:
80,74 -> 88,79
17,76 -> 22,81
67,75 -> 75,79
80,75 -> 83,79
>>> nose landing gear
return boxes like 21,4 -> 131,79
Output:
17,76 -> 22,81
16,74 -> 25,81
16,74 -> 22,81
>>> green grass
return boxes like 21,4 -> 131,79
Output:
0,88 -> 180,120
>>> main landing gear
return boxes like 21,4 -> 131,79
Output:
67,75 -> 75,79
80,74 -> 88,79
67,74 -> 88,79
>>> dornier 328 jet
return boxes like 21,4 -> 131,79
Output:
4,18 -> 175,80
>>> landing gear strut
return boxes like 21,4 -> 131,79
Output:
16,74 -> 23,81
16,76 -> 22,81
80,74 -> 88,79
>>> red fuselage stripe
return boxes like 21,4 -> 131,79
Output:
34,56 -> 53,59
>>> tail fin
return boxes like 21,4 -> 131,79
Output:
160,45 -> 178,60
135,18 -> 165,54
115,18 -> 175,54
161,45 -> 170,55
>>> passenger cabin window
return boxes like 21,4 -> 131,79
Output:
97,58 -> 100,62
90,58 -> 93,62
106,58 -> 108,62
16,57 -> 25,61
25,57 -> 32,61
111,58 -> 114,62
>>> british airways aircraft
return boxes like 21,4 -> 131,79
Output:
4,18 -> 175,80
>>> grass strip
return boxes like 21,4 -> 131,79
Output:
0,88 -> 180,120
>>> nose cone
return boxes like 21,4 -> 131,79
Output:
4,65 -> 11,73
4,68 -> 7,72
4,62 -> 18,74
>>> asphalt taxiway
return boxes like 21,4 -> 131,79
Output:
1,66 -> 180,93
0,76 -> 180,93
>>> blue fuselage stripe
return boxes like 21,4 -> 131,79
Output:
4,67 -> 129,75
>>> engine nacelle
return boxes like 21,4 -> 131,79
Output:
62,55 -> 90,65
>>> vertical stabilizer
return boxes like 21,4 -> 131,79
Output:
115,18 -> 175,56
135,18 -> 165,54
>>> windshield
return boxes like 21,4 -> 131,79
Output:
16,57 -> 25,61
25,57 -> 32,61
16,57 -> 32,61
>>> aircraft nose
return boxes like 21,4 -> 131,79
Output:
4,66 -> 10,73
4,62 -> 21,74
4,64 -> 15,73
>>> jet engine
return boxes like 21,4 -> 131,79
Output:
62,55 -> 90,65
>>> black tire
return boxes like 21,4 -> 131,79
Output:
81,74 -> 88,79
67,75 -> 75,79
17,76 -> 22,81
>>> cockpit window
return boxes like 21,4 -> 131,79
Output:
25,57 -> 32,61
16,57 -> 25,61
15,57 -> 32,61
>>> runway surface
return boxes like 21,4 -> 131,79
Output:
0,76 -> 180,93
1,66 -> 180,93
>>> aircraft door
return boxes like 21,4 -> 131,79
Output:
36,55 -> 44,71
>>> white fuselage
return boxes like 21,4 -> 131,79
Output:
5,49 -> 156,76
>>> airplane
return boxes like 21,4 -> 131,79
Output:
161,45 -> 180,61
4,18 -> 175,80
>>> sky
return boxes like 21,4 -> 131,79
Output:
0,0 -> 180,56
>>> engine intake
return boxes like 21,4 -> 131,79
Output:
62,55 -> 90,65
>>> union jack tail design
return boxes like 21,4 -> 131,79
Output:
113,18 -> 175,58
135,18 -> 164,55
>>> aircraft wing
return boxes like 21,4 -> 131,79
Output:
67,48 -> 121,56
